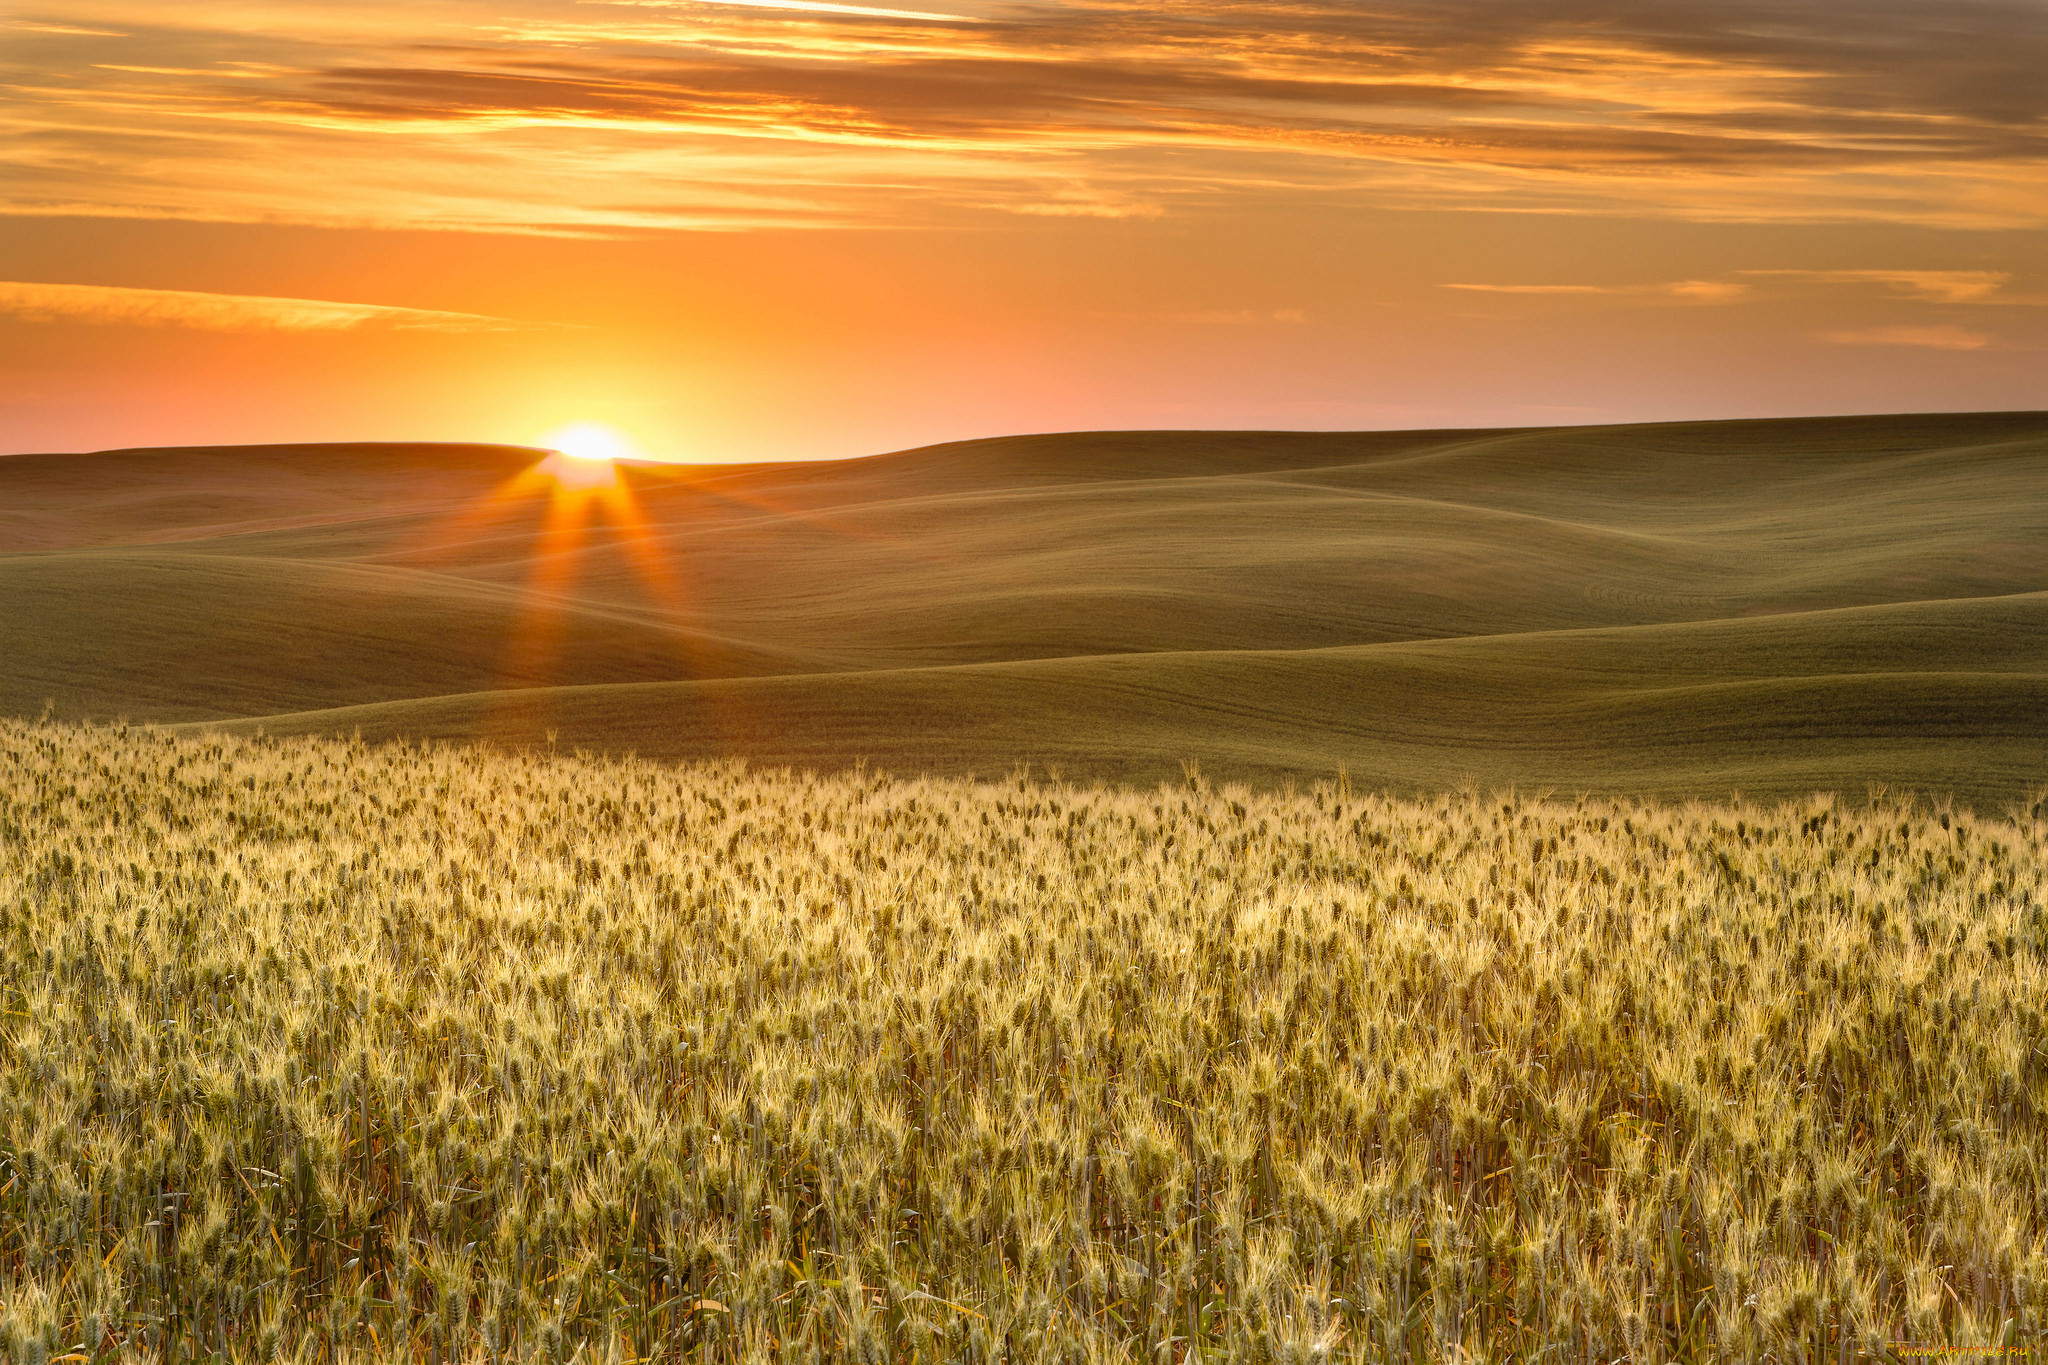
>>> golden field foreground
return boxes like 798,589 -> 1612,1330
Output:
1,721 -> 2044,1362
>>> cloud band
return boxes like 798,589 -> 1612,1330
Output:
0,281 -> 547,333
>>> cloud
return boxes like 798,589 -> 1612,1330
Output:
3,1 -> 2047,232
7,20 -> 127,37
1741,270 -> 2012,302
1821,325 -> 1991,350
0,281 -> 549,333
1665,280 -> 1750,302
1009,190 -> 1164,219
1444,280 -> 1748,301
601,0 -> 967,20
1442,270 -> 2043,307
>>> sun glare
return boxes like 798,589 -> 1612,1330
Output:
485,419 -> 689,688
540,421 -> 639,464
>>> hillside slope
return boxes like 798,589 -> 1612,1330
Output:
5,412 -> 2046,801
217,591 -> 2048,805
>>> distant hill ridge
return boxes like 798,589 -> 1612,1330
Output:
4,411 -> 2045,804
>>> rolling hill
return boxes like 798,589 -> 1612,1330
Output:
4,411 -> 2045,804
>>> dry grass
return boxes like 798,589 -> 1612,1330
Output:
1,718 -> 2044,1361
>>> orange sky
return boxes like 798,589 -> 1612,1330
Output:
3,0 -> 2045,461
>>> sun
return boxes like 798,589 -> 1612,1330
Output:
539,421 -> 639,465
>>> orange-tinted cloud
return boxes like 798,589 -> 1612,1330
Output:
1443,270 -> 2044,309
1739,271 -> 2013,303
1821,325 -> 1993,351
4,1 -> 2046,234
0,281 -> 553,332
1446,280 -> 1748,302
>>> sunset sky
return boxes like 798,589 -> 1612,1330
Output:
4,0 -> 2045,462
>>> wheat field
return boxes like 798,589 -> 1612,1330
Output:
2,718 -> 2044,1362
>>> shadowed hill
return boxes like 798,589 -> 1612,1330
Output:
215,591 -> 2048,806
0,442 -> 536,551
0,552 -> 820,721
5,412 -> 2046,802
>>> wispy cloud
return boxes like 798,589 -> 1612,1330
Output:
1445,280 -> 1747,301
601,0 -> 968,20
7,20 -> 127,37
1821,325 -> 1991,350
2,1 -> 2045,233
1443,270 -> 2047,308
1741,270 -> 2013,302
0,281 -> 550,332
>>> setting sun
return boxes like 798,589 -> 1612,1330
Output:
539,421 -> 640,464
